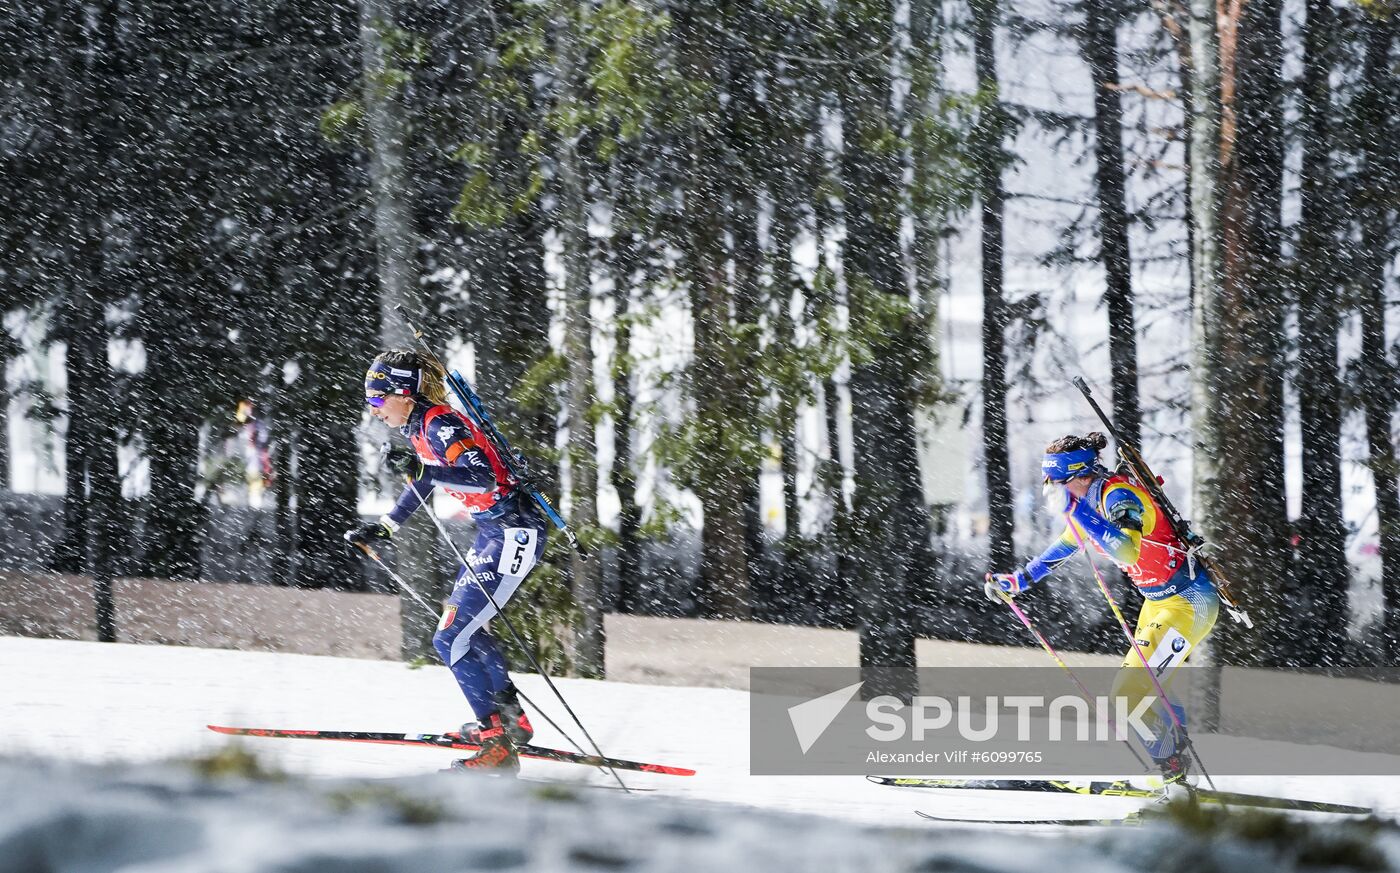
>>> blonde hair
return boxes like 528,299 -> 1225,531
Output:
375,348 -> 448,405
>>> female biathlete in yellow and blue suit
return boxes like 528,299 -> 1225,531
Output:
984,433 -> 1218,783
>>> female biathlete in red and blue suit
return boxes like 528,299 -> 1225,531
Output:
346,349 -> 547,772
985,433 -> 1219,784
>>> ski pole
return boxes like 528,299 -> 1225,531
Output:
401,477 -> 629,793
989,580 -> 1150,771
1063,517 -> 1219,791
354,541 -> 441,619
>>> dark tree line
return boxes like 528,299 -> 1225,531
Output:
2,0 -> 1398,678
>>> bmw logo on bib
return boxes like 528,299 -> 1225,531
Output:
514,530 -> 530,544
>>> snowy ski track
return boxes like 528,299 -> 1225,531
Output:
3,636 -> 1400,872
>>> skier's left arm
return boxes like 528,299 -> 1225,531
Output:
985,527 -> 1081,601
1066,484 -> 1144,565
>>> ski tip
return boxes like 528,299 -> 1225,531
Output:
640,763 -> 696,776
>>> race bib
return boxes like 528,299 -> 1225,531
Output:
498,528 -> 539,578
1146,628 -> 1191,680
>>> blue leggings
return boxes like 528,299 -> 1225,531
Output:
432,511 -> 547,718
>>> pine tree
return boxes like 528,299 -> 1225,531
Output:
1354,12 -> 1400,661
839,0 -> 931,699
970,0 -> 1016,579
1293,0 -> 1349,663
356,0 -> 444,655
1082,0 -> 1141,450
1212,0 -> 1291,665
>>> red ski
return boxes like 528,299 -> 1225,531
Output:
207,724 -> 696,777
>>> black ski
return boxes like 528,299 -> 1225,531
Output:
868,776 -> 1372,815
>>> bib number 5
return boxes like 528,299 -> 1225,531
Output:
498,528 -> 539,578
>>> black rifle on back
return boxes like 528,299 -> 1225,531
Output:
1072,377 -> 1252,627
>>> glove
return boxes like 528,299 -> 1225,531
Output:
344,521 -> 392,552
381,442 -> 422,478
984,570 -> 1032,602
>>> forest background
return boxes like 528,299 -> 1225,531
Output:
2,0 -> 1398,699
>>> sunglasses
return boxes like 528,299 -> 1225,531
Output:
365,394 -> 389,408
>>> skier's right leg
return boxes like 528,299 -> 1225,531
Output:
462,630 -> 533,744
1112,578 -> 1219,783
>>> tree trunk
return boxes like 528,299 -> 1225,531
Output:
773,234 -> 801,546
53,0 -> 124,635
64,286 -> 120,641
971,0 -> 1015,578
840,0 -> 922,701
53,296 -> 91,576
608,237 -> 644,613
1358,15 -> 1400,663
140,298 -> 205,580
0,331 -> 11,492
269,423 -> 297,586
728,66 -> 766,608
359,0 -> 443,651
1083,0 -> 1141,451
1082,0 -> 1142,629
1293,0 -> 1349,665
1185,0 -> 1225,727
555,7 -> 603,677
1213,0 -> 1291,666
823,376 -> 855,627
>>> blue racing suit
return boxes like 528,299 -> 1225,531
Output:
383,400 -> 548,719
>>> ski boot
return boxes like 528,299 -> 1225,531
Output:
456,685 -> 533,745
447,712 -> 519,774
1156,746 -> 1194,787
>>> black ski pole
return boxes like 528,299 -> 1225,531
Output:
354,541 -> 441,619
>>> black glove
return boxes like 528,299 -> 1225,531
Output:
344,521 -> 392,552
381,442 -> 422,478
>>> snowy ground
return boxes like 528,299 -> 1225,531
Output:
4,636 -> 1400,871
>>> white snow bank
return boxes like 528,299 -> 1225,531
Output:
4,636 -> 1400,872
3,757 -> 1400,873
